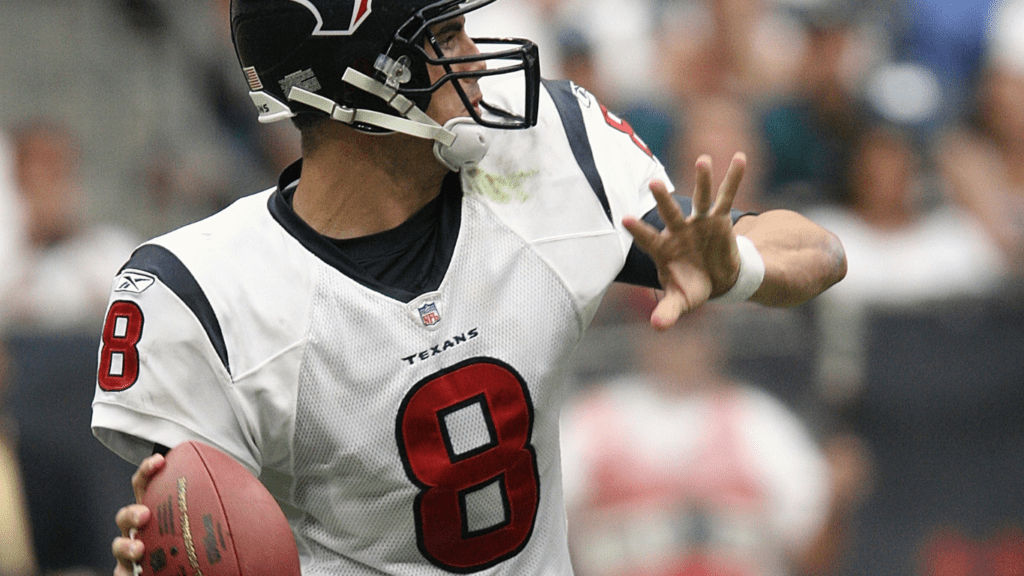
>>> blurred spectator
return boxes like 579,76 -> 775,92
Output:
893,0 -> 995,121
557,27 -> 612,104
561,296 -> 859,576
937,0 -> 1024,277
760,1 -> 880,208
0,343 -> 37,576
0,120 -> 139,332
671,94 -> 767,212
657,0 -> 808,104
807,122 -> 1006,402
561,0 -> 661,105
557,0 -> 807,200
472,0 -> 666,149
474,0 -> 670,107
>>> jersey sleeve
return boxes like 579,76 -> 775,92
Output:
91,244 -> 260,474
543,79 -> 669,242
542,80 -> 682,289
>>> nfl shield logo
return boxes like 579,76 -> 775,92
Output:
418,302 -> 441,327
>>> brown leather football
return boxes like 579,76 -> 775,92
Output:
137,440 -> 300,576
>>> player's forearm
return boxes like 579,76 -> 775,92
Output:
735,209 -> 847,307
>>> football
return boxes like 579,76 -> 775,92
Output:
136,440 -> 301,576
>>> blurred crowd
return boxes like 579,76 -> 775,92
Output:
2,0 -> 1024,575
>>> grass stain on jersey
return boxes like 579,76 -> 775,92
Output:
465,168 -> 538,204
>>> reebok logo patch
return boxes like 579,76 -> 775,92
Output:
114,271 -> 156,294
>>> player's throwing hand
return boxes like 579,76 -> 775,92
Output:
623,152 -> 748,329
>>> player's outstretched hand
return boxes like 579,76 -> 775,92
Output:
623,152 -> 746,330
112,453 -> 165,576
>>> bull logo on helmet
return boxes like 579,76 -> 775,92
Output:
289,0 -> 372,35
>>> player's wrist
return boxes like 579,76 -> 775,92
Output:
711,235 -> 765,304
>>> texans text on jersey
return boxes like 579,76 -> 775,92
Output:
401,328 -> 480,366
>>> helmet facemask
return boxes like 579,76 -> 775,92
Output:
387,0 -> 540,131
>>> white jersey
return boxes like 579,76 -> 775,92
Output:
92,80 -> 668,576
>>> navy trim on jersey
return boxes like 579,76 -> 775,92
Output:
120,245 -> 230,372
542,79 -> 613,224
616,198 -> 757,288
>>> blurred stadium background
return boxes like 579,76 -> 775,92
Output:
2,1 -> 1023,575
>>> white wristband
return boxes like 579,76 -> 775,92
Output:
711,235 -> 765,304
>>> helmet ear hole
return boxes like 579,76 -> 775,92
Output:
375,55 -> 414,88
385,43 -> 434,112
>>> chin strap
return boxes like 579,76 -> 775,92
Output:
284,68 -> 490,172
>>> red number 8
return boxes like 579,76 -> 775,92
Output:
601,103 -> 653,157
97,301 -> 145,392
397,359 -> 539,573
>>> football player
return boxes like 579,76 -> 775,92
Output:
97,1 -> 846,575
